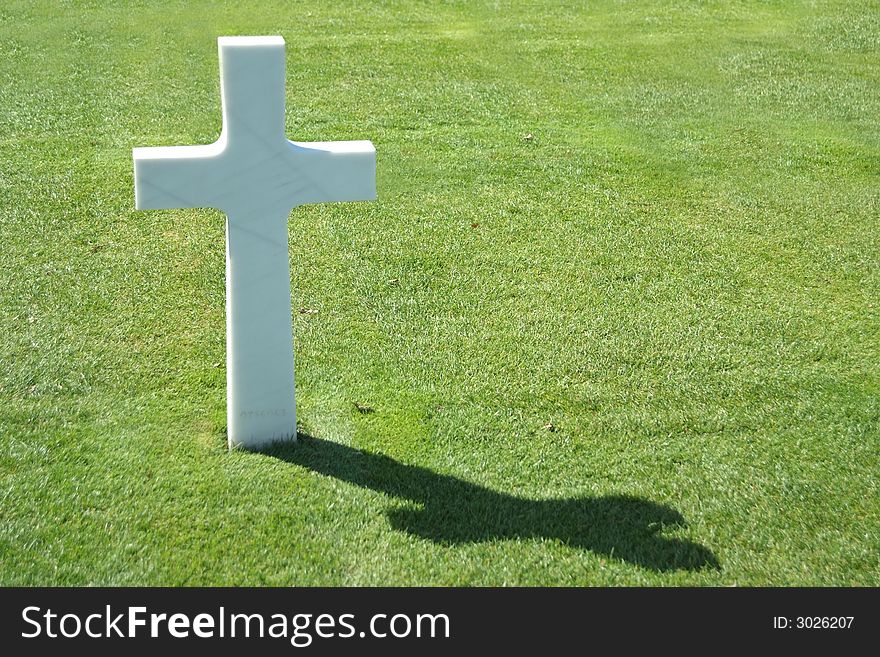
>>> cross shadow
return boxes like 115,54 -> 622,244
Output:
260,434 -> 720,572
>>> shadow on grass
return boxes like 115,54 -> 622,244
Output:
261,434 -> 719,572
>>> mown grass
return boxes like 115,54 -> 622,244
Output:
1,0 -> 877,585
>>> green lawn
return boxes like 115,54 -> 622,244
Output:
1,0 -> 878,586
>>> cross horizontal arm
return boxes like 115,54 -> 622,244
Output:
285,139 -> 376,206
133,141 -> 226,211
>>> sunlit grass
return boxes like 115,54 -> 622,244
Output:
0,0 -> 877,585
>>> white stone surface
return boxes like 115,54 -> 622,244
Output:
133,36 -> 376,449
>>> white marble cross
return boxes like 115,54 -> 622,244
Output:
133,36 -> 376,449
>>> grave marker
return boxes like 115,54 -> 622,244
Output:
133,36 -> 376,449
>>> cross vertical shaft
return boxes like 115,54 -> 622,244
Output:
225,208 -> 296,446
219,36 -> 286,143
219,37 -> 297,448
